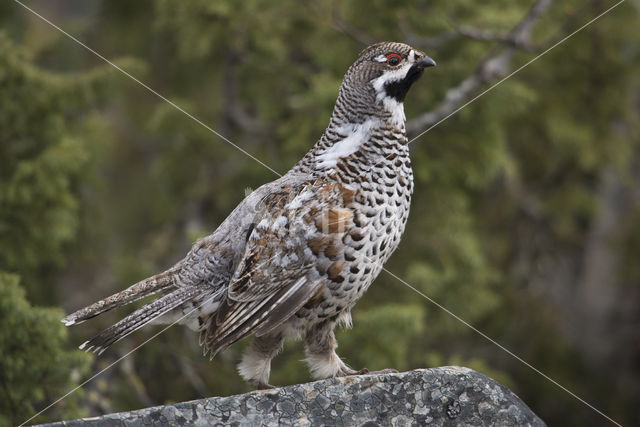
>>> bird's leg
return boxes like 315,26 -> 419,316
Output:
237,332 -> 284,389
303,322 -> 399,378
304,321 -> 358,378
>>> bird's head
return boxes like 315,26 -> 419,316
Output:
338,42 -> 435,124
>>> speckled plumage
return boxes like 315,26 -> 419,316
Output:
63,42 -> 435,388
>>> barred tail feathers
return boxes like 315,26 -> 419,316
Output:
61,268 -> 179,326
79,286 -> 203,355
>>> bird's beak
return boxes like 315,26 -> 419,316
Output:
418,56 -> 436,68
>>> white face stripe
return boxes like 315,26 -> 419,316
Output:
371,62 -> 413,93
369,54 -> 416,127
366,47 -> 425,126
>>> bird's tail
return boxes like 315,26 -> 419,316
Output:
62,268 -> 180,326
79,286 -> 203,355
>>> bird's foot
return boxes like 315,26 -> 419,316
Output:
255,381 -> 276,390
365,368 -> 399,375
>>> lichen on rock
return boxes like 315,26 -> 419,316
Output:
40,366 -> 545,426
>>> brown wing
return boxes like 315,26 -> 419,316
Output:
201,180 -> 356,356
201,188 -> 319,355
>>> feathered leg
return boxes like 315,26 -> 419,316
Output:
303,321 -> 356,378
303,320 -> 398,378
237,332 -> 284,389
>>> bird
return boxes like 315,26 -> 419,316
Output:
62,41 -> 436,389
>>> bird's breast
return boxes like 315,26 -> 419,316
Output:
289,154 -> 414,329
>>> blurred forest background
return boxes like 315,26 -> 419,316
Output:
1,0 -> 639,425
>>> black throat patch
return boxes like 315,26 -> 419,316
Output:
383,65 -> 425,103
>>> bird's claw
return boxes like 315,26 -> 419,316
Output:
341,367 -> 398,376
256,382 -> 276,390
367,368 -> 399,375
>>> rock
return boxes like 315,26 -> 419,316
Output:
39,366 -> 545,426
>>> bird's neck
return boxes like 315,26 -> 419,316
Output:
293,98 -> 409,180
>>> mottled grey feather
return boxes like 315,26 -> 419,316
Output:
79,286 -> 203,354
62,268 -> 180,326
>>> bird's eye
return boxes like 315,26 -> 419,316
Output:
386,53 -> 402,66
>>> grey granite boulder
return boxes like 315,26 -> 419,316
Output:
41,366 -> 545,426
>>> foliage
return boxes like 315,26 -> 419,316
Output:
0,31 -> 127,302
0,273 -> 91,426
0,29 -> 116,424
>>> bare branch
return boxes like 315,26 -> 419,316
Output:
456,26 -> 535,51
398,13 -> 539,52
537,0 -> 598,51
407,0 -> 553,135
330,5 -> 376,46
456,26 -> 509,43
397,15 -> 458,50
507,0 -> 553,46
